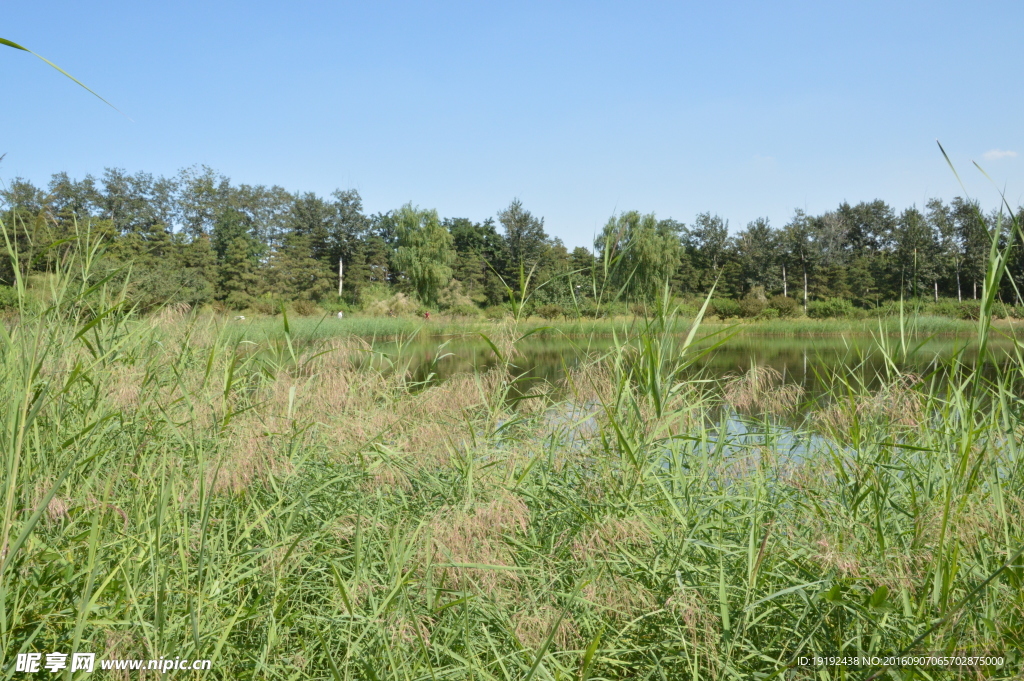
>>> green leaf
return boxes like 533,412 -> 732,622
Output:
869,585 -> 889,609
2,36 -> 126,116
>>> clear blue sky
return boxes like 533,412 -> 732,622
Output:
3,1 -> 1022,247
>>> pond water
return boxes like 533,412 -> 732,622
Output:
363,332 -> 1015,401
352,332 -> 1018,462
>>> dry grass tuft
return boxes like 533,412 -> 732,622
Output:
45,496 -> 71,524
666,587 -> 720,667
359,448 -> 414,493
150,302 -> 193,327
564,359 -> 617,407
582,572 -> 656,619
512,604 -> 580,650
724,365 -> 803,415
102,630 -> 151,681
388,612 -> 436,648
425,492 -> 529,592
571,515 -> 655,562
364,292 -> 419,317
815,374 -> 924,435
206,422 -> 293,495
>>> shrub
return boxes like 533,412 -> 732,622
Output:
438,279 -> 478,314
535,303 -> 564,320
484,305 -> 511,320
756,307 -> 779,321
250,299 -> 280,316
603,302 -> 630,318
991,303 -> 1011,320
365,293 -> 419,317
738,296 -> 766,318
290,299 -> 320,316
319,297 -> 355,314
446,301 -> 483,318
671,299 -> 701,318
767,295 -> 799,318
629,302 -> 652,317
579,300 -> 604,318
955,300 -> 982,320
927,298 -> 960,318
224,291 -> 254,311
0,285 -> 18,310
807,297 -> 855,319
710,298 -> 742,319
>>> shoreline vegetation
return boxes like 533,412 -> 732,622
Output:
216,310 -> 1020,343
4,168 -> 1024,335
3,212 -> 1024,678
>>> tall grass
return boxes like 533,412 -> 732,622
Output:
2,215 -> 1024,680
219,312 -> 988,348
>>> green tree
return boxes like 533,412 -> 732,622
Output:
176,166 -> 231,238
734,217 -> 779,294
781,209 -> 816,310
891,206 -> 941,300
687,212 -> 729,292
497,199 -> 548,280
265,230 -> 332,301
597,211 -> 681,302
446,217 -> 503,305
213,208 -> 262,307
393,204 -> 454,306
951,197 -> 991,300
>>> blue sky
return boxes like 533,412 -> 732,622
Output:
3,0 -> 1022,247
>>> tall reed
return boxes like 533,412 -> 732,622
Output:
1,210 -> 1022,680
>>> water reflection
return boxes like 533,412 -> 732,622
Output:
363,334 -> 1013,402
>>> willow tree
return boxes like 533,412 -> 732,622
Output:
597,211 -> 681,302
393,203 -> 455,306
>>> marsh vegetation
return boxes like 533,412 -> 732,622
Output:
2,215 -> 1024,679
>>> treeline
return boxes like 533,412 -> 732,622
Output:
2,166 -> 1023,316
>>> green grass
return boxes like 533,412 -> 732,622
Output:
3,227 -> 1024,679
215,310 -> 994,346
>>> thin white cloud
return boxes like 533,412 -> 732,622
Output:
982,149 -> 1018,161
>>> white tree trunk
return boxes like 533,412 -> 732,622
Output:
338,258 -> 344,297
803,264 -> 808,312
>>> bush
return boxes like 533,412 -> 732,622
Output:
290,299 -> 320,316
578,300 -> 604,318
953,300 -> 981,320
535,303 -> 564,320
738,296 -> 766,318
629,302 -> 652,317
446,301 -> 483,318
923,299 -> 957,318
603,302 -> 630,318
483,304 -> 511,320
807,297 -> 855,319
710,298 -> 742,319
250,299 -> 281,316
0,285 -> 18,310
438,279 -> 478,315
756,307 -> 779,321
365,293 -> 419,317
767,295 -> 799,318
223,291 -> 254,311
319,297 -> 355,314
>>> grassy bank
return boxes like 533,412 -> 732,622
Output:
215,310 -> 1007,345
2,238 -> 1023,680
